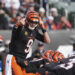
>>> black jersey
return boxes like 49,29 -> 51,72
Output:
9,26 -> 44,58
45,56 -> 75,75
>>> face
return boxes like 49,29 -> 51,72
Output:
48,19 -> 53,24
39,46 -> 44,50
25,0 -> 30,3
29,6 -> 34,11
28,22 -> 39,30
51,11 -> 57,17
1,2 -> 5,8
27,11 -> 39,30
40,12 -> 45,17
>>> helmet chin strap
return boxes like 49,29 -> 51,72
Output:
28,25 -> 35,30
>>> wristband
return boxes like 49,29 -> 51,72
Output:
41,28 -> 46,33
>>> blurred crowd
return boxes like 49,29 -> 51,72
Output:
0,0 -> 74,75
0,0 -> 39,29
0,0 -> 72,30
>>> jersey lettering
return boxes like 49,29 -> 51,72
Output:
25,39 -> 33,53
59,58 -> 75,70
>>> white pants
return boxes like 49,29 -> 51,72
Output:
5,54 -> 13,75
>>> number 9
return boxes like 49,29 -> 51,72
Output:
25,39 -> 33,53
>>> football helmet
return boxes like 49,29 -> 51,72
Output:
42,50 -> 64,62
52,51 -> 65,62
42,50 -> 54,62
26,11 -> 39,30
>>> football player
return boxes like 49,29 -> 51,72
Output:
42,50 -> 65,62
41,50 -> 65,75
5,11 -> 50,75
33,50 -> 75,75
27,50 -> 64,75
45,55 -> 75,75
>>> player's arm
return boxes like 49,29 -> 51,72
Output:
42,30 -> 50,44
36,19 -> 50,44
40,18 -> 50,44
26,58 -> 48,73
12,17 -> 25,39
29,59 -> 48,66
44,62 -> 59,72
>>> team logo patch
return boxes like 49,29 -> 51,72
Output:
25,31 -> 28,35
37,53 -> 40,56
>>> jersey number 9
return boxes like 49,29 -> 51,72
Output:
25,39 -> 33,53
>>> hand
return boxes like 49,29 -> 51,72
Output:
19,18 -> 25,26
39,18 -> 45,29
40,64 -> 44,68
61,16 -> 67,23
15,17 -> 25,27
24,60 -> 28,66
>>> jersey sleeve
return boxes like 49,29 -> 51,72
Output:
26,59 -> 47,73
11,26 -> 22,40
35,30 -> 44,42
45,56 -> 75,75
45,62 -> 59,72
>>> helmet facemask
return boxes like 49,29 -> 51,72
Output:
28,20 -> 39,30
26,11 -> 39,30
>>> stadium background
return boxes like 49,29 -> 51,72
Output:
0,0 -> 75,75
0,29 -> 75,51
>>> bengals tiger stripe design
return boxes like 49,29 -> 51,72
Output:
52,51 -> 65,62
26,11 -> 40,23
42,50 -> 65,62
